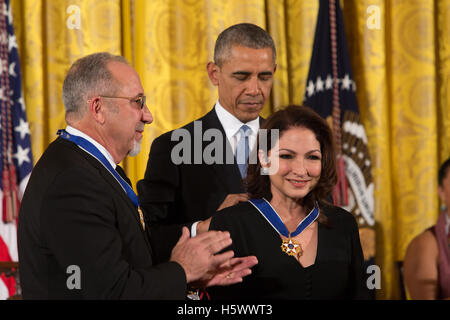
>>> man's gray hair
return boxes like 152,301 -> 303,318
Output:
214,23 -> 276,67
62,52 -> 129,120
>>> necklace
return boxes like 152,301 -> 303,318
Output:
248,198 -> 319,257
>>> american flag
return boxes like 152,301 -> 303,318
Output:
0,0 -> 33,299
303,0 -> 375,277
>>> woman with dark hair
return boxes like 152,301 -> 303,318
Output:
206,105 -> 369,299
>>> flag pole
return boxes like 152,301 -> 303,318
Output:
329,0 -> 348,207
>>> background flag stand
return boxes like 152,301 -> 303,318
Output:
303,0 -> 376,297
0,0 -> 33,300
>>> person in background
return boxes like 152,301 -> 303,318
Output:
206,105 -> 369,299
404,158 -> 450,300
137,23 -> 277,263
17,52 -> 257,299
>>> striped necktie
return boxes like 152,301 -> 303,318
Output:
236,125 -> 251,178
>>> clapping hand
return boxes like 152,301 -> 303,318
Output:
170,227 -> 257,287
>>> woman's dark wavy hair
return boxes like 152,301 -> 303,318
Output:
438,157 -> 450,187
245,105 -> 337,216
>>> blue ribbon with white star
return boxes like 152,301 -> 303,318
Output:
248,198 -> 319,238
57,129 -> 139,208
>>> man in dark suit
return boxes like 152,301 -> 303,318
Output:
137,23 -> 277,262
17,52 -> 257,299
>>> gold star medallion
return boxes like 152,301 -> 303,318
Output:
281,237 -> 302,257
137,207 -> 145,230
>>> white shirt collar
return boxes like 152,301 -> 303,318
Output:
214,100 -> 259,138
65,125 -> 117,169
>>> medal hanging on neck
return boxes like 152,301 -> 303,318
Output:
57,129 -> 145,231
282,237 -> 302,257
248,198 -> 319,257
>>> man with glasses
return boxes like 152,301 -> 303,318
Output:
17,52 -> 257,299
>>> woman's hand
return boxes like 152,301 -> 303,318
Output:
196,217 -> 212,235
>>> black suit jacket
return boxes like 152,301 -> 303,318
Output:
137,108 -> 263,262
17,137 -> 187,299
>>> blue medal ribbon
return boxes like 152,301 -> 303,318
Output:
57,129 -> 139,208
248,198 -> 319,238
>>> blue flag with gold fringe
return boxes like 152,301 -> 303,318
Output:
303,0 -> 375,287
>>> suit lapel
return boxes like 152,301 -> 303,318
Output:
200,109 -> 244,194
60,138 -> 153,251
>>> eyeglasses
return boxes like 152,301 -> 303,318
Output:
99,95 -> 146,109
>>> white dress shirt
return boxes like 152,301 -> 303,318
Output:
214,100 -> 260,162
191,101 -> 261,237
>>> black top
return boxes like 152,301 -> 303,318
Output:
208,202 -> 369,299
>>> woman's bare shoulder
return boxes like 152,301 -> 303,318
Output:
403,227 -> 440,299
404,228 -> 439,270
406,228 -> 438,254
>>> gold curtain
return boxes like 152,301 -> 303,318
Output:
11,0 -> 450,299
343,0 -> 450,299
